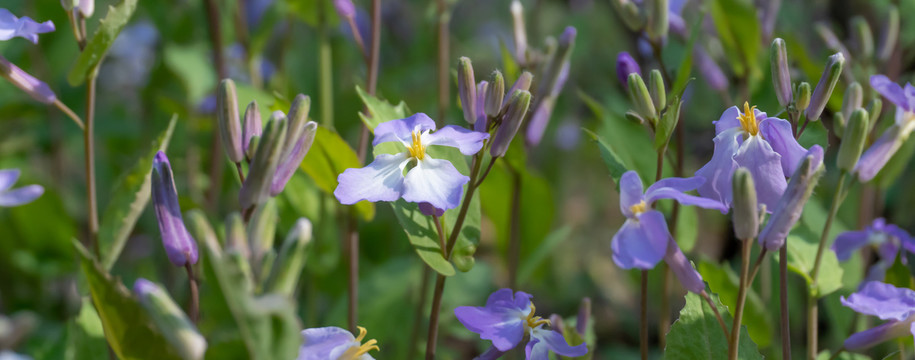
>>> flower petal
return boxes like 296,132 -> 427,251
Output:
0,184 -> 43,207
298,327 -> 356,360
841,281 -> 915,321
871,75 -> 910,111
422,125 -> 489,155
855,125 -> 904,182
454,302 -> 526,351
474,346 -> 506,360
0,9 -> 55,44
759,117 -> 809,175
664,239 -> 705,293
531,328 -> 588,358
611,211 -> 670,270
645,178 -> 727,213
844,319 -> 912,351
695,128 -> 742,207
831,230 -> 872,261
646,176 -> 705,194
334,153 -> 409,205
734,135 -> 787,210
714,106 -> 741,134
525,338 -> 548,360
372,113 -> 437,147
619,171 -> 644,218
0,169 -> 20,192
402,157 -> 470,211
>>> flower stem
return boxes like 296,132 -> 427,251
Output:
235,162 -> 245,183
728,239 -> 753,359
700,290 -> 730,339
407,267 -> 431,360
780,243 -> 792,360
53,99 -> 84,130
435,0 -> 450,122
184,263 -> 199,324
808,171 -> 848,359
827,347 -> 846,360
640,270 -> 649,360
425,274 -> 446,360
507,162 -> 522,288
84,75 -> 99,256
203,0 -> 228,212
347,217 -> 359,333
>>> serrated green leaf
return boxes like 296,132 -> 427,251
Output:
664,292 -> 763,360
709,0 -> 761,79
356,85 -> 410,130
300,125 -> 375,221
72,240 -> 183,360
68,0 -> 138,85
583,128 -> 628,187
65,300 -> 107,360
99,116 -> 177,270
698,261 -> 773,348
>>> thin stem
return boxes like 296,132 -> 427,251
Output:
729,239 -> 753,359
655,150 -> 664,182
474,157 -> 497,188
53,99 -> 84,130
235,162 -> 245,183
507,163 -> 522,288
318,0 -> 334,128
433,214 -> 445,253
747,248 -> 768,286
184,263 -> 199,324
425,274 -> 446,360
808,172 -> 847,359
203,0 -> 228,211
346,17 -> 368,62
435,0 -> 450,122
701,290 -> 730,339
407,267 -> 432,360
659,264 -> 670,348
84,75 -> 99,256
780,244 -> 792,360
640,270 -> 649,360
347,217 -> 359,333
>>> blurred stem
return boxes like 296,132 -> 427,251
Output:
659,264 -> 669,348
184,263 -> 199,324
318,0 -> 334,128
407,267 -> 432,360
640,270 -> 648,360
84,74 -> 99,255
435,0 -> 450,122
507,162 -> 522,288
728,239 -> 753,359
827,347 -> 845,360
780,244 -> 792,360
347,216 -> 359,333
234,162 -> 245,183
53,100 -> 85,130
203,0 -> 228,212
425,274 -> 446,360
433,214 -> 445,252
808,171 -> 848,359
701,290 -> 730,338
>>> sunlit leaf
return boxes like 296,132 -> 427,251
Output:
68,0 -> 139,85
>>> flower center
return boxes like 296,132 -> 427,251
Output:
629,200 -> 648,215
339,326 -> 380,360
524,304 -> 551,330
407,131 -> 426,160
737,102 -> 760,136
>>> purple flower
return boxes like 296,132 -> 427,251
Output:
0,169 -> 43,207
696,103 -> 809,210
0,55 -> 56,104
270,121 -> 317,196
854,75 -> 915,182
297,326 -> 379,360
616,52 -> 641,87
840,282 -> 915,351
833,218 -> 915,282
151,151 -> 198,267
333,0 -> 356,19
454,289 -> 588,360
694,47 -> 728,92
334,113 -> 488,211
611,171 -> 725,293
0,9 -> 54,44
757,145 -> 824,251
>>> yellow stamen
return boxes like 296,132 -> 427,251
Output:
629,200 -> 648,215
524,304 -> 552,330
340,327 -> 380,360
737,101 -> 760,136
407,131 -> 426,160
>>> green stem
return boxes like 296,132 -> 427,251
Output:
640,270 -> 648,360
84,74 -> 99,256
808,172 -> 848,359
780,244 -> 792,360
506,162 -> 522,288
318,0 -> 334,129
729,239 -> 753,359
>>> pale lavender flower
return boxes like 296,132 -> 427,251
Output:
333,0 -> 356,19
454,289 -> 588,360
694,47 -> 728,92
151,151 -> 198,267
757,145 -> 824,251
616,52 -> 641,87
833,218 -> 915,282
841,282 -> 915,351
334,113 -> 488,211
0,9 -> 54,44
270,121 -> 317,196
696,103 -> 809,210
0,56 -> 56,104
0,169 -> 43,207
297,326 -> 378,360
855,75 -> 915,182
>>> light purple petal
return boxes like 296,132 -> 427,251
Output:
271,122 -> 317,196
714,106 -> 741,135
844,319 -> 913,351
646,176 -> 705,195
298,327 -> 357,360
473,81 -> 489,132
734,135 -> 787,210
524,97 -> 556,148
422,125 -> 489,155
664,239 -> 705,293
904,83 -> 915,112
759,117 -> 809,175
645,188 -> 727,213
695,48 -> 728,91
531,328 -> 588,358
855,125 -> 904,182
0,9 -> 55,44
0,184 -> 43,207
454,291 -> 527,351
832,230 -> 872,261
841,281 -> 915,321
525,338 -> 548,360
871,75 -> 910,111
474,346 -> 506,360
611,211 -> 670,270
418,202 -> 445,217
695,128 -> 742,208
334,153 -> 409,205
372,113 -> 437,147
402,157 -> 469,211
619,171 -> 645,218
0,169 -> 19,191
151,151 -> 198,266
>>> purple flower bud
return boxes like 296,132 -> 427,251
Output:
503,71 -> 533,108
240,114 -> 287,209
133,278 -> 157,299
770,38 -> 792,107
806,52 -> 845,122
474,81 -> 489,132
694,47 -> 727,91
491,90 -> 531,157
550,314 -> 566,336
270,121 -> 317,197
333,0 -> 356,19
665,241 -> 705,294
616,52 -> 641,87
524,97 -> 556,148
458,57 -> 477,124
419,202 -> 444,217
758,146 -> 824,251
243,100 -> 262,159
576,298 -> 591,335
0,55 -> 56,104
217,79 -> 244,163
151,151 -> 198,266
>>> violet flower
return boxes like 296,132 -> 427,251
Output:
0,9 -> 54,44
335,113 -> 488,212
151,151 -> 198,267
454,289 -> 587,360
612,171 -> 726,293
696,103 -> 809,210
616,52 -> 641,87
840,281 -> 915,351
854,75 -> 915,182
297,326 -> 379,360
0,9 -> 56,104
0,169 -> 43,207
833,218 -> 915,282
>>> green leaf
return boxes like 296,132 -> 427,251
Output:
99,116 -> 177,270
284,0 -> 340,27
68,0 -> 138,85
164,44 -> 217,105
708,0 -> 761,79
516,226 -> 572,286
356,85 -> 410,130
654,96 -> 681,150
390,200 -> 455,276
674,205 -> 698,252
583,128 -> 629,187
72,240 -> 183,360
664,292 -> 763,360
65,300 -> 107,360
698,261 -> 773,348
784,234 -> 844,297
671,14 -> 704,97
300,125 -> 375,221
816,350 -> 871,360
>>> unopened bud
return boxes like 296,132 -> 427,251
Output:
452,243 -> 476,272
616,52 -> 641,87
243,100 -> 262,159
549,314 -> 565,337
503,71 -> 533,108
285,95 -> 311,155
246,135 -> 260,161
485,70 -> 505,118
619,1 -> 645,31
133,279 -> 206,360
224,212 -> 249,259
239,114 -> 287,209
151,152 -> 198,267
628,73 -> 657,124
458,58 -> 477,125
268,218 -> 312,296
851,16 -> 874,60
771,38 -> 792,107
0,55 -> 56,104
510,0 -> 528,64
217,79 -> 244,163
795,82 -> 811,111
490,90 -> 531,157
625,110 -> 645,124
576,298 -> 591,335
731,168 -> 759,240
646,0 -> 669,43
474,81 -> 489,131
806,53 -> 844,122
648,69 -> 666,112
333,0 -> 355,19
834,112 -> 846,139
815,23 -> 851,62
867,98 -> 882,131
78,0 -> 94,17
837,109 -> 869,172
271,121 -> 317,197
842,82 -> 863,120
759,146 -> 824,251
695,48 -> 728,91
878,6 -> 899,62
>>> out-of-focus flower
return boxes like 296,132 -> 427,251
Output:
616,52 -> 641,87
297,326 -> 379,360
245,0 -> 274,28
0,169 -> 43,207
151,151 -> 198,267
0,9 -> 54,44
0,56 -> 56,104
855,75 -> 915,181
840,282 -> 915,351
335,113 -> 488,212
333,0 -> 356,20
133,279 -> 207,360
102,21 -> 159,91
454,289 -> 588,360
696,103 -> 809,210
694,47 -> 728,92
612,171 -> 725,292
78,0 -> 94,18
833,218 -> 915,282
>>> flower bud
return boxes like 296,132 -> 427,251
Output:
510,0 -> 528,64
151,151 -> 198,267
851,16 -> 874,60
648,69 -> 666,112
842,82 -> 863,120
837,109 -> 869,172
806,53 -> 844,122
503,71 -> 533,108
770,38 -> 792,107
333,0 -> 356,19
524,97 -> 556,147
267,218 -> 313,296
625,110 -> 645,124
239,114 -> 287,210
61,0 -> 77,11
217,79 -> 244,163
271,121 -> 317,196
243,100 -> 262,160
867,98 -> 882,131
795,82 -> 811,111
878,6 -> 899,62
646,0 -> 669,43
576,297 -> 591,335
731,168 -> 759,240
457,57 -> 477,124
628,73 -> 657,124
133,279 -> 206,360
758,146 -> 824,251
616,52 -> 641,87
474,81 -> 489,131
485,70 -> 505,118
491,90 -> 531,157
247,199 -> 278,269
78,0 -> 94,17
537,27 -> 576,99
0,56 -> 56,104
285,95 -> 311,155
224,212 -> 249,259
245,135 -> 260,161
549,314 -> 565,336
833,112 -> 846,139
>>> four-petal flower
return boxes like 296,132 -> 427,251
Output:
841,282 -> 915,351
